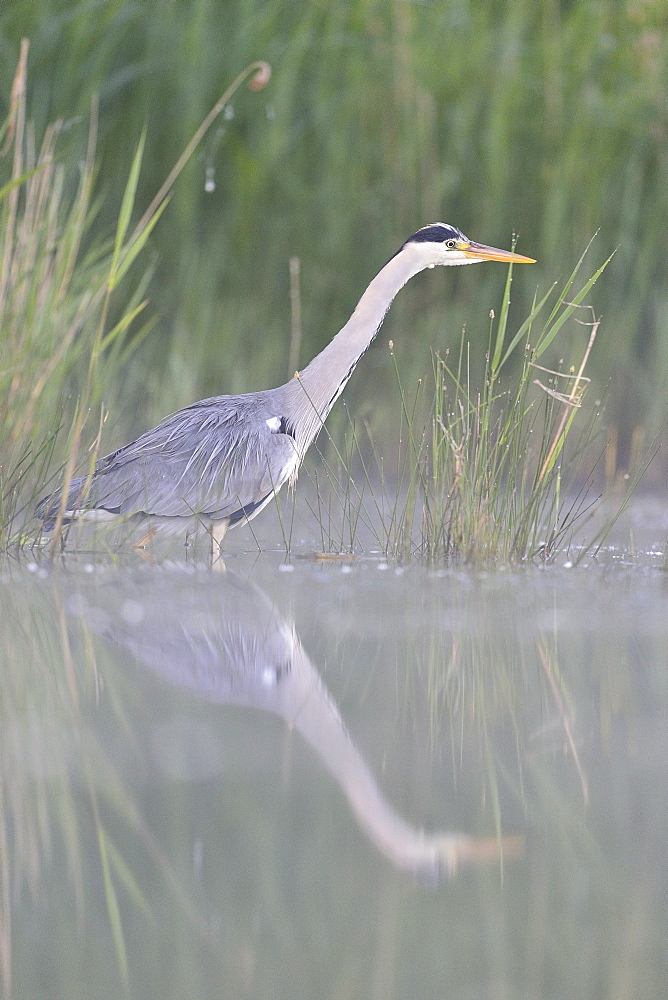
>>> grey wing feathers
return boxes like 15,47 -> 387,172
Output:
38,394 -> 298,523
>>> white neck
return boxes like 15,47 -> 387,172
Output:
288,243 -> 427,449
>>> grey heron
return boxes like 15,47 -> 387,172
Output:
37,223 -> 534,553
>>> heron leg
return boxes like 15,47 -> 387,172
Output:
211,520 -> 228,565
133,526 -> 158,551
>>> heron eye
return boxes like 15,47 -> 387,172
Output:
445,239 -> 457,249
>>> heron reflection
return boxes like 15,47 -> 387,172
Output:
73,566 -> 521,878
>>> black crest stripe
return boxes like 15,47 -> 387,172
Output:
404,224 -> 463,245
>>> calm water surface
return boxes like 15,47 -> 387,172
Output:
1,501 -> 667,999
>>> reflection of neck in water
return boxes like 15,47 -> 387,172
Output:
78,568 -> 521,879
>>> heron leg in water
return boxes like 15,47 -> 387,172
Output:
133,526 -> 158,551
211,519 -> 229,563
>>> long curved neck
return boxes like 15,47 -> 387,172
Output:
287,244 -> 426,452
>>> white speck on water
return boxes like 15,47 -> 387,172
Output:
394,567 -> 405,576
84,563 -> 95,573
341,564 -> 353,574
27,562 -> 38,573
377,562 -> 388,571
562,561 -> 573,569
204,166 -> 216,193
278,563 -> 294,573
223,104 -> 235,120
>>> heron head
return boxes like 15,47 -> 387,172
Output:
403,223 -> 535,268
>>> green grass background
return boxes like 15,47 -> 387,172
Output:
1,0 -> 667,463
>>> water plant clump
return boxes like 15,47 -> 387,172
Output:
421,248 -> 610,564
307,243 -> 640,566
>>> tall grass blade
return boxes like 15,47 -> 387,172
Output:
491,261 -> 515,378
99,300 -> 149,352
498,282 -> 557,370
0,167 -> 44,203
95,816 -> 129,981
110,128 -> 146,284
534,253 -> 615,358
110,196 -> 170,291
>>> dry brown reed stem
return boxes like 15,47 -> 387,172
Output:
0,41 -> 24,156
13,118 -> 97,445
46,111 -> 99,558
0,38 -> 29,320
4,126 -> 58,428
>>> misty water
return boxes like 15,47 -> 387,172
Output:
1,498 -> 667,1000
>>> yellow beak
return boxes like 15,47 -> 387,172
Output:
462,241 -> 536,264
